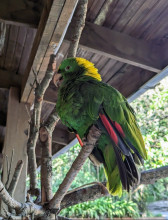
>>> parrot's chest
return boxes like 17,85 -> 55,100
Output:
56,85 -> 93,137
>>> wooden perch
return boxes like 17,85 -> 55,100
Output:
140,165 -> 168,185
48,126 -> 101,210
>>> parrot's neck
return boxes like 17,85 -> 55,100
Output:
84,69 -> 102,81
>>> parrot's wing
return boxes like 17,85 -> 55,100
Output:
102,84 -> 147,160
79,80 -> 146,160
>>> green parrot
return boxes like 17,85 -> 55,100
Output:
56,57 -> 147,196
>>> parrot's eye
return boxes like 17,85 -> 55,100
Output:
65,65 -> 71,71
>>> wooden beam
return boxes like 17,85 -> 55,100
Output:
65,22 -> 163,73
52,128 -> 73,146
21,0 -> 79,103
2,87 -> 29,203
127,65 -> 168,103
0,18 -> 37,29
0,69 -> 22,88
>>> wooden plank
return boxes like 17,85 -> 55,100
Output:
103,61 -> 124,83
21,0 -> 79,103
142,2 -> 168,41
122,0 -> 159,35
18,28 -> 36,75
65,22 -> 163,73
113,0 -> 146,32
11,26 -> 27,72
110,66 -> 156,98
103,0 -> 132,28
127,65 -> 168,103
4,25 -> 19,70
0,24 -> 10,69
130,0 -> 168,39
52,128 -> 72,146
0,69 -> 22,88
2,87 -> 29,203
99,58 -> 117,78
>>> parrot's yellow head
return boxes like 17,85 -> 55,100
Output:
57,57 -> 102,81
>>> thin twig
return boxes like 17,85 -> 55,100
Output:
4,155 -> 9,188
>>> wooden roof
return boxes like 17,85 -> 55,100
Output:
0,0 -> 168,161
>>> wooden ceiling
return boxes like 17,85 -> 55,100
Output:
0,0 -> 168,160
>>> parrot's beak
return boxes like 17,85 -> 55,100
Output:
53,73 -> 63,87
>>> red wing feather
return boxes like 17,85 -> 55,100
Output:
99,113 -> 118,145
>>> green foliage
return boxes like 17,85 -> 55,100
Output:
131,76 -> 168,214
60,197 -> 139,219
131,77 -> 168,169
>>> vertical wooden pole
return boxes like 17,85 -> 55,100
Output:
2,87 -> 29,203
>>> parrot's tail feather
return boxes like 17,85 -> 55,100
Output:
125,139 -> 144,164
124,155 -> 140,185
113,146 -> 140,191
89,147 -> 105,166
113,145 -> 129,191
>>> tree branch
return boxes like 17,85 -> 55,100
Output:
67,0 -> 88,58
61,182 -> 109,209
8,160 -> 24,196
140,165 -> 168,184
48,126 -> 101,210
0,179 -> 48,217
27,54 -> 56,192
94,0 -> 114,25
60,165 -> 168,208
40,108 -> 60,203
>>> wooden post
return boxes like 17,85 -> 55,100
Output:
1,87 -> 29,204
